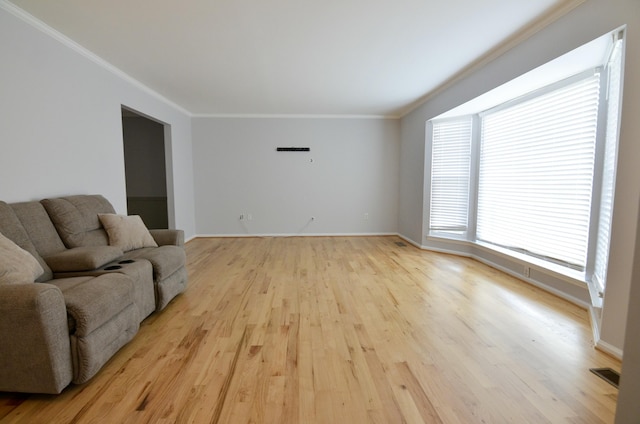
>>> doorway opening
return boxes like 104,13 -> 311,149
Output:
121,107 -> 170,229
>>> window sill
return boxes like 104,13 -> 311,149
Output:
425,232 -> 587,288
427,231 -> 468,243
474,241 -> 586,286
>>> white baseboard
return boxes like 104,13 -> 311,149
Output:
473,255 -> 590,309
396,234 -> 423,248
587,306 -> 623,359
595,339 -> 623,360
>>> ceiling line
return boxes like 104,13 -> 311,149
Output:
1,0 -> 582,121
1,0 -> 399,120
191,113 -> 400,120
399,0 -> 586,118
1,0 -> 193,117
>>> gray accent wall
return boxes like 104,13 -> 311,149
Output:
192,117 -> 400,236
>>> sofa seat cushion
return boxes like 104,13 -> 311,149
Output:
0,232 -> 44,285
44,246 -> 124,272
46,276 -> 94,333
122,245 -> 186,282
50,274 -> 134,336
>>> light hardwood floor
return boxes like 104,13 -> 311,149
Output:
0,236 -> 620,423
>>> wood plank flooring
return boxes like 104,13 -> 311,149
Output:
0,236 -> 620,423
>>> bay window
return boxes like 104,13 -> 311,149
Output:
427,31 -> 624,296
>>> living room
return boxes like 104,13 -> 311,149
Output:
0,0 -> 638,421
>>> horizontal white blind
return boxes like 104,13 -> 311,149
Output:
594,40 -> 623,291
477,74 -> 601,269
430,118 -> 472,232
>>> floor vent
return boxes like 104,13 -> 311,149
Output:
395,241 -> 407,247
589,368 -> 620,388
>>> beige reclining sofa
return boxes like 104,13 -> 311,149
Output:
0,194 -> 187,394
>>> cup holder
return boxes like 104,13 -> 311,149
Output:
104,265 -> 122,271
118,260 -> 135,264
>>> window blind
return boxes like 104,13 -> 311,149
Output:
477,74 -> 601,269
430,118 -> 472,232
593,39 -> 623,292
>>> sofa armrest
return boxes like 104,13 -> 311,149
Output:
0,283 -> 73,394
44,246 -> 124,272
149,229 -> 184,247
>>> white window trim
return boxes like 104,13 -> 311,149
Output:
425,66 -> 616,287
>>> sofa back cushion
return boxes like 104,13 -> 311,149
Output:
11,202 -> 68,257
0,201 -> 53,281
41,195 -> 115,248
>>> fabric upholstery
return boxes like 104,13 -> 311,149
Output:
11,202 -> 67,257
149,229 -> 185,247
153,267 -> 188,311
0,201 -> 52,281
110,260 -> 155,323
46,276 -> 94,333
0,283 -> 73,394
122,245 -> 186,282
70,303 -> 138,384
50,260 -> 156,324
52,273 -> 138,384
98,214 -> 158,251
41,195 -> 115,248
0,232 -> 44,285
44,246 -> 124,272
54,273 -> 134,337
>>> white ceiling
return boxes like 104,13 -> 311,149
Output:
9,0 -> 570,117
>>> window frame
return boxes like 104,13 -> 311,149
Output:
426,66 -> 618,286
476,69 -> 602,271
427,116 -> 474,237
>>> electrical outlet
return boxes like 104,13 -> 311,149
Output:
364,213 -> 369,220
239,213 -> 244,221
311,216 -> 315,222
247,213 -> 252,221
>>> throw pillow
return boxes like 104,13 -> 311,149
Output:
98,214 -> 158,252
0,231 -> 44,285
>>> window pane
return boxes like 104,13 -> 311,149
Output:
430,118 -> 472,232
477,74 -> 601,269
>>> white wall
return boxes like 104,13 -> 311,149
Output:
0,5 -> 196,237
192,117 -> 399,236
399,0 -> 640,353
615,198 -> 640,422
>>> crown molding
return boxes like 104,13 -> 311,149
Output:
399,0 -> 587,118
0,0 -> 193,117
2,0 -> 585,121
191,113 -> 400,120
